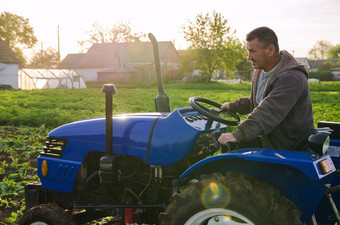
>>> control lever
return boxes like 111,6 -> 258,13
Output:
221,142 -> 239,153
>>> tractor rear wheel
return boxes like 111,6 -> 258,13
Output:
159,172 -> 302,225
19,204 -> 74,225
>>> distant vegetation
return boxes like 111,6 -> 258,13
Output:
0,81 -> 339,129
309,71 -> 334,81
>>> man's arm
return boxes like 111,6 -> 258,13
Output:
218,99 -> 250,145
232,71 -> 306,143
228,97 -> 252,115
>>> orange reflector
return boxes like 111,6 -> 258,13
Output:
42,160 -> 48,176
320,157 -> 334,174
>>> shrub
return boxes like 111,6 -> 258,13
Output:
309,71 -> 334,81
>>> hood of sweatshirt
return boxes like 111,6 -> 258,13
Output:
275,50 -> 308,79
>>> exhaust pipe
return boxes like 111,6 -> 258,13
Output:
99,84 -> 117,188
148,33 -> 171,113
101,84 -> 116,156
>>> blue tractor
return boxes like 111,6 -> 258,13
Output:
20,34 -> 339,225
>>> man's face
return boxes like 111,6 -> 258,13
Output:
246,39 -> 271,71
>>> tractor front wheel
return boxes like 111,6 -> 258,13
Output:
19,204 -> 74,225
159,172 -> 302,225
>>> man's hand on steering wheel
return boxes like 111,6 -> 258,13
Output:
189,97 -> 240,126
221,102 -> 231,110
189,97 -> 240,152
218,133 -> 237,145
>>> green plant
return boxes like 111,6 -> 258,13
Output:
309,71 -> 334,81
0,126 -> 48,224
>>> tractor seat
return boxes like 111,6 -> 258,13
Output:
291,127 -> 333,152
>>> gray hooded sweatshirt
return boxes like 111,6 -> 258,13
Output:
230,50 -> 314,150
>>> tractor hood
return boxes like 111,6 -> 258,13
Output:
48,113 -> 164,162
46,107 -> 226,166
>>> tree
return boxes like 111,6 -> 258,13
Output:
327,44 -> 340,58
109,20 -> 145,43
27,47 -> 59,68
0,11 -> 38,63
178,50 -> 196,79
182,11 -> 247,81
308,40 -> 333,59
78,20 -> 146,52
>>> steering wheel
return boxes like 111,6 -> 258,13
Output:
189,97 -> 240,126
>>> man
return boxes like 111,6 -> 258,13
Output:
218,27 -> 314,150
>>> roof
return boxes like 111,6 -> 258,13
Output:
309,59 -> 340,69
0,38 -> 21,64
295,57 -> 311,70
58,41 -> 180,69
20,69 -> 81,79
330,67 -> 340,71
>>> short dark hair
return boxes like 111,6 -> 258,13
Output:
246,27 -> 279,52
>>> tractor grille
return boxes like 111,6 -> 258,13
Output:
41,137 -> 68,158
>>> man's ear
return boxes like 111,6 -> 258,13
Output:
267,44 -> 276,56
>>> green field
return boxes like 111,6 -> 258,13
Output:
0,81 -> 339,224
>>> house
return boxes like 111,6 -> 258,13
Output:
58,41 -> 180,82
330,67 -> 340,75
309,59 -> 340,70
330,67 -> 340,80
295,57 -> 312,70
0,38 -> 21,89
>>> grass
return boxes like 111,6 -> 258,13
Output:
0,81 -> 252,129
0,80 -> 339,224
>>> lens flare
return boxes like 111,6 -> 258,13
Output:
201,182 -> 231,208
222,215 -> 232,222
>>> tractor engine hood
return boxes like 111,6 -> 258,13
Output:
48,113 -> 164,162
46,107 -> 225,166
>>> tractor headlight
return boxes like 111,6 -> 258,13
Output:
308,132 -> 331,155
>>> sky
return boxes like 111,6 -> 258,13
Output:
1,0 -> 340,59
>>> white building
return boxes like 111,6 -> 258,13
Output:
0,38 -> 21,89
